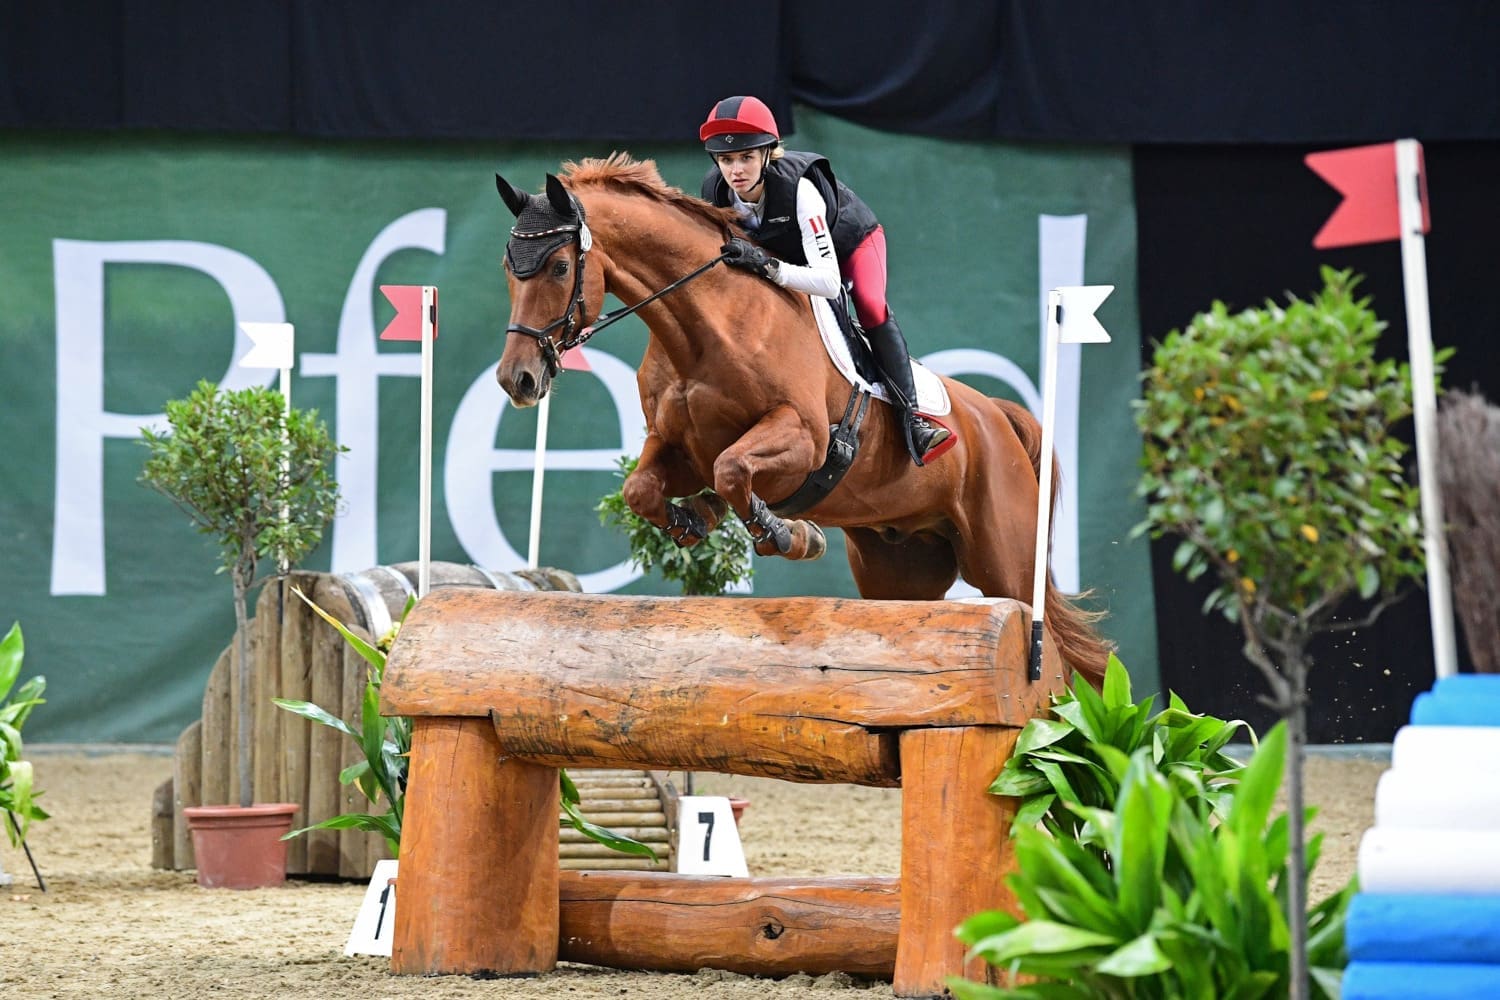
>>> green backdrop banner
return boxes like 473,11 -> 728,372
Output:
0,111 -> 1157,742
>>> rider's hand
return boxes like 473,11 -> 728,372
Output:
721,237 -> 776,280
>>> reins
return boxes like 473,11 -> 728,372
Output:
579,251 -> 729,341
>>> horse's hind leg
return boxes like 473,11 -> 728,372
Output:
845,527 -> 959,599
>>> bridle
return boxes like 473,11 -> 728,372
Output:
503,195 -> 595,380
504,193 -> 731,379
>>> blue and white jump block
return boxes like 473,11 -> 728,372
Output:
1344,673 -> 1500,1000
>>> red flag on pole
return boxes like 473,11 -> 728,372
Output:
379,284 -> 438,340
559,347 -> 591,372
1306,142 -> 1430,249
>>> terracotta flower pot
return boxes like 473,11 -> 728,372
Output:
183,803 -> 299,889
728,797 -> 749,826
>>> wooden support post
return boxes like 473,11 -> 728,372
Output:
392,716 -> 559,976
894,725 -> 1021,999
171,720 -> 202,868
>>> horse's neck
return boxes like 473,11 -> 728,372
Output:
585,188 -> 833,408
585,192 -> 736,357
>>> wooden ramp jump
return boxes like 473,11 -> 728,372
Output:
382,589 -> 1068,998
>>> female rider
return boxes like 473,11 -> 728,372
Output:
697,95 -> 949,465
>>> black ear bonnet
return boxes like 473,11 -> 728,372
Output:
505,193 -> 592,279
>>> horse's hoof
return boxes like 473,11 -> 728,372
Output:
803,523 -> 827,561
665,500 -> 709,547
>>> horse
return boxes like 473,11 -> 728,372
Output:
492,153 -> 1109,685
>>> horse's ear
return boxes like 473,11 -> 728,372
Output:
495,173 -> 529,218
544,174 -> 575,218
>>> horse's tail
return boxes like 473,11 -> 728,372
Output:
990,397 -> 1113,688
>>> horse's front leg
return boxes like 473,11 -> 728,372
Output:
621,433 -> 727,548
712,405 -> 827,561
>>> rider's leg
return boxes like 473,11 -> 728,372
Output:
845,230 -> 950,465
865,315 -> 950,463
846,229 -> 948,464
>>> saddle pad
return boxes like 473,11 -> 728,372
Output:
808,297 -> 952,416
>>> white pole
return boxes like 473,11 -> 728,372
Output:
1028,290 -> 1063,680
418,286 -> 434,598
1395,139 -> 1457,679
278,364 -> 291,577
528,392 -> 551,569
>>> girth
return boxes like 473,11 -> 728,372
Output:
768,386 -> 871,518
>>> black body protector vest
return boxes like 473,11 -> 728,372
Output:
700,150 -> 879,265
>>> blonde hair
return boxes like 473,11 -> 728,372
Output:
769,145 -> 785,160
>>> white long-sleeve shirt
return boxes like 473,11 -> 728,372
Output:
728,177 -> 842,299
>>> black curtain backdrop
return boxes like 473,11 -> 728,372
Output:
1134,141 -> 1500,743
4,2 -> 1496,740
4,1 -> 1497,142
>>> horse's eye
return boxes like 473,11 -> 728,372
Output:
551,259 -> 569,278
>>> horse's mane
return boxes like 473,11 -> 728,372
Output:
561,152 -> 739,236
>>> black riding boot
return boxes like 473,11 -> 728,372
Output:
866,315 -> 950,466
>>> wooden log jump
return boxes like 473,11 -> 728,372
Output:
383,589 -> 1069,998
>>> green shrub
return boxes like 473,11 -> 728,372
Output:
989,655 -> 1249,857
596,455 -> 753,596
958,658 -> 1354,998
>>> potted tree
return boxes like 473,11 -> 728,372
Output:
140,380 -> 342,888
1133,267 -> 1433,997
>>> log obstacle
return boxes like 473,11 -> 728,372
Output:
151,561 -> 588,878
381,589 -> 1068,997
1345,673 -> 1500,1000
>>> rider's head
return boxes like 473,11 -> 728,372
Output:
699,95 -> 782,200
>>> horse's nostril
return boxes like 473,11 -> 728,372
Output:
517,371 -> 536,398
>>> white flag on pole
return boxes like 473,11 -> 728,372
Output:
237,322 -> 295,370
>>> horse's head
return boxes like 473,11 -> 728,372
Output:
494,172 -> 606,406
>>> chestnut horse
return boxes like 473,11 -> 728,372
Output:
493,154 -> 1108,684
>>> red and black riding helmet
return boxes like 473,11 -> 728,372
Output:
698,95 -> 781,154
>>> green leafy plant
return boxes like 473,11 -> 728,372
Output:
1133,266 -> 1435,993
1,623 -> 49,847
275,589 -> 658,863
597,455 -> 754,596
274,590 -> 412,855
140,380 -> 343,808
955,722 -> 1355,1000
989,655 -> 1250,855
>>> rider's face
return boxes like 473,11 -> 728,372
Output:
714,149 -> 765,200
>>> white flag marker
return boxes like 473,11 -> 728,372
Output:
1030,286 -> 1113,680
238,322 -> 296,574
527,347 -> 592,569
528,392 -> 552,569
417,286 -> 436,598
1395,139 -> 1457,678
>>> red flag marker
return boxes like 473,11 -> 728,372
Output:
1306,142 -> 1430,249
379,284 -> 438,340
559,347 -> 591,372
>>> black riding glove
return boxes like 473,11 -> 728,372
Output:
721,237 -> 776,280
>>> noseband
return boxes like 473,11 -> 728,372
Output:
504,195 -> 594,380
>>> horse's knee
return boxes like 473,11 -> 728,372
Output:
711,453 -> 753,506
621,471 -> 664,522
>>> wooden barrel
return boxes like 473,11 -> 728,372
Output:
158,562 -> 584,877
